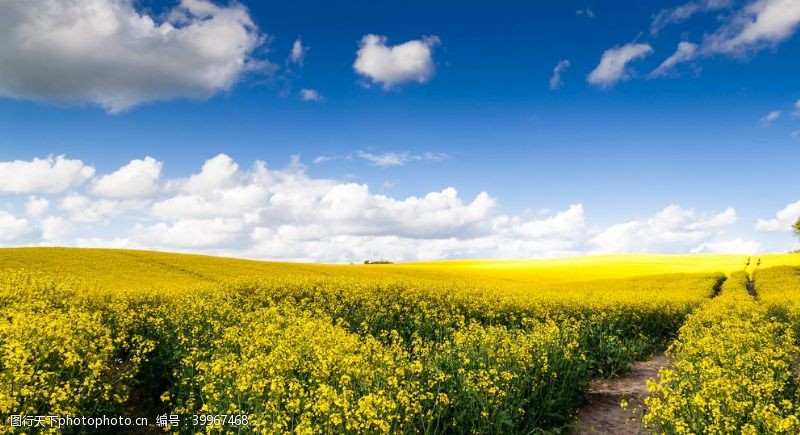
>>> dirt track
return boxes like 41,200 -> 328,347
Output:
573,354 -> 669,434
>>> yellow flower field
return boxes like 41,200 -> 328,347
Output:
1,248 -> 800,433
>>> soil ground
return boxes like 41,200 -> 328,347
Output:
573,354 -> 669,434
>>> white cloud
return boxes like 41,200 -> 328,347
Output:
60,194 -> 147,223
25,197 -> 50,218
356,151 -> 449,167
289,37 -> 307,65
792,130 -> 800,138
589,205 -> 739,254
0,0 -> 266,113
313,155 -> 335,164
651,0 -> 733,35
0,153 -> 768,261
40,216 -> 75,242
755,200 -> 800,231
90,157 -> 162,199
0,156 -> 94,194
588,43 -> 654,87
760,110 -> 782,124
167,154 -> 241,193
0,211 -> 34,243
131,219 -> 247,250
646,1 -> 800,79
314,151 -> 448,167
795,99 -> 800,115
704,0 -> 800,55
300,89 -> 322,101
152,185 -> 267,219
353,35 -> 440,88
357,151 -> 408,167
691,238 -> 761,253
650,42 -> 699,77
576,8 -> 595,18
549,60 -> 571,90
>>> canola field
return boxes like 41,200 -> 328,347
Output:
0,248 -> 799,433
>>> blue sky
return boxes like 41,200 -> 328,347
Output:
0,0 -> 798,261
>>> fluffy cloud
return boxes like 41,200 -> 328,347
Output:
0,0 -> 266,113
300,89 -> 322,101
588,43 -> 654,87
589,205 -> 738,254
650,42 -> 699,77
40,216 -> 75,242
549,60 -> 571,90
0,156 -> 94,194
692,238 -> 762,254
704,0 -> 800,55
755,200 -> 800,231
0,211 -> 34,243
167,154 -> 241,194
90,157 -> 162,199
0,154 -> 765,261
25,197 -> 50,218
131,219 -> 247,250
60,194 -> 148,223
354,35 -> 440,88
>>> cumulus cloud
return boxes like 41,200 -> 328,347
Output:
650,42 -> 699,77
650,0 -> 733,35
0,154 -> 764,261
90,157 -> 162,199
704,0 -> 800,55
354,35 -> 440,88
755,200 -> 800,231
0,156 -> 94,194
166,154 -> 241,194
0,211 -> 34,243
60,194 -> 148,223
25,197 -> 50,218
40,216 -> 75,242
691,238 -> 762,253
589,205 -> 739,254
131,219 -> 247,250
549,60 -> 571,90
588,43 -> 654,87
300,89 -> 322,101
0,0 -> 266,113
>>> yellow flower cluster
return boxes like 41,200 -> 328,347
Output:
162,303 -> 590,433
0,272 -> 149,434
0,249 -> 755,433
644,271 -> 800,434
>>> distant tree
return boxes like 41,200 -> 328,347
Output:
795,217 -> 800,241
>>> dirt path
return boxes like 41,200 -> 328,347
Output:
573,354 -> 669,434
